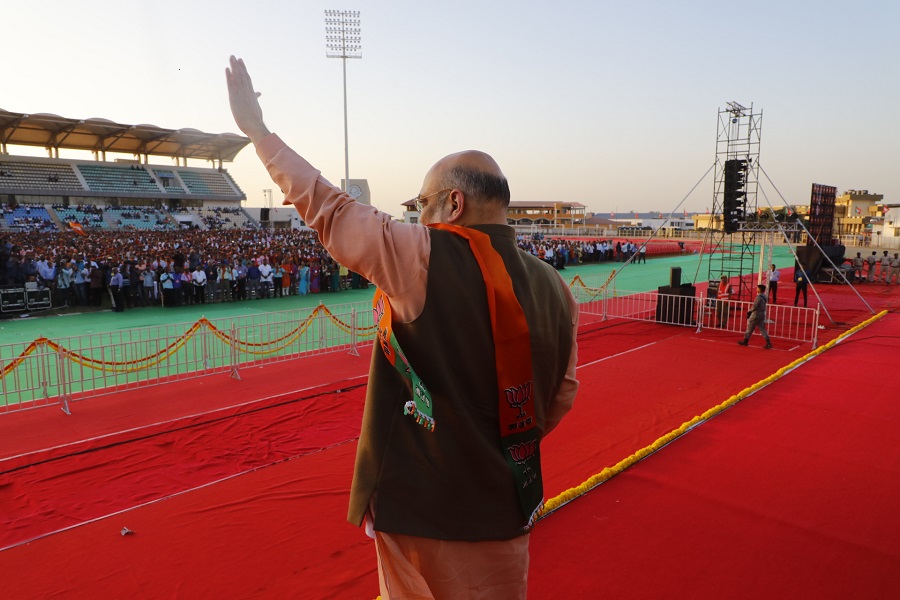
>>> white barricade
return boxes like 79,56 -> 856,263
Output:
577,286 -> 819,348
1,284 -> 818,416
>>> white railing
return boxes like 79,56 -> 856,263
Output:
0,284 -> 819,416
575,286 -> 820,348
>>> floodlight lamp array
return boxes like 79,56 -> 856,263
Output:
325,10 -> 362,59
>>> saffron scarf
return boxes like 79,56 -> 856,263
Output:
372,224 -> 543,527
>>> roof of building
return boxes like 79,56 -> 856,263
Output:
0,109 -> 250,163
508,201 -> 586,208
400,198 -> 587,209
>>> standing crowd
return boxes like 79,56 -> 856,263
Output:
0,228 -> 365,312
517,236 -> 648,270
3,225 -> 657,313
1,224 -> 666,315
851,250 -> 900,284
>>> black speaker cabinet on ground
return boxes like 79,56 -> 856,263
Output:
26,288 -> 52,310
0,287 -> 27,312
656,284 -> 696,325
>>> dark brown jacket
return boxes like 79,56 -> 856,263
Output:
348,225 -> 574,541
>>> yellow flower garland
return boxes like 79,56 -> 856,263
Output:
0,307 -> 380,380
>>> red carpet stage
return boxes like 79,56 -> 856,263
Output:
1,280 -> 898,598
531,311 -> 900,599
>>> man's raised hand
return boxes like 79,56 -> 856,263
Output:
226,56 -> 271,144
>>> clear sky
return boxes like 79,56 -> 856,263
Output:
2,0 -> 897,215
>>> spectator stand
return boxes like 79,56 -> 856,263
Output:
201,204 -> 254,229
103,205 -> 176,231
1,204 -> 55,232
0,108 -> 251,233
52,204 -> 107,230
151,169 -> 187,196
0,157 -> 81,193
77,163 -> 162,196
176,169 -> 242,199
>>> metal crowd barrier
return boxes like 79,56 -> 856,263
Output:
1,282 -> 819,416
575,285 -> 820,348
0,300 -> 377,414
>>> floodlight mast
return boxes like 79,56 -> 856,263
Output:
325,9 -> 362,193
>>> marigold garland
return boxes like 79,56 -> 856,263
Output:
568,270 -> 616,300
0,306 -> 378,379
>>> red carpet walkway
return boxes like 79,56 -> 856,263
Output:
0,281 -> 897,598
530,311 -> 900,599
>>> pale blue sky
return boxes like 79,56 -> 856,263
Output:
2,0 -> 897,215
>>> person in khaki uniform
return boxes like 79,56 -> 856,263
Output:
866,251 -> 878,282
888,253 -> 900,285
738,284 -> 773,349
852,252 -> 864,282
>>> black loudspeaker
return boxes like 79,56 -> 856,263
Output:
260,207 -> 270,221
723,159 -> 748,234
655,284 -> 696,325
796,244 -> 847,283
670,266 -> 682,288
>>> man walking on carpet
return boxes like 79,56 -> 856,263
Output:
739,283 -> 773,349
226,56 -> 579,599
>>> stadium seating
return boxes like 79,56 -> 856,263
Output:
0,152 -> 254,233
176,170 -> 240,198
1,205 -> 55,231
53,205 -> 107,229
103,205 -> 175,230
197,204 -> 254,229
151,170 -> 187,195
77,164 -> 162,195
0,160 -> 81,191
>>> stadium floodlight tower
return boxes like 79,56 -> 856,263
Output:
325,9 -> 362,193
707,100 -> 769,301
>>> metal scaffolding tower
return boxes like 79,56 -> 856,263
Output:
708,101 -> 767,301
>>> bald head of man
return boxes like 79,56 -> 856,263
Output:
417,150 -> 510,227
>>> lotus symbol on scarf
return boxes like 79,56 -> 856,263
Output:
508,440 -> 536,465
505,381 -> 532,419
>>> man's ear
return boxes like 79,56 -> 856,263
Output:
447,190 -> 465,223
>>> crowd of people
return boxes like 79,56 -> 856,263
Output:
517,235 -> 648,268
1,225 -> 657,314
851,250 -> 900,284
104,205 -> 173,230
1,203 -> 55,233
0,227 -> 363,312
52,204 -> 105,227
171,205 -> 244,230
